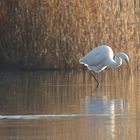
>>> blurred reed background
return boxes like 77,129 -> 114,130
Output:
0,0 -> 139,70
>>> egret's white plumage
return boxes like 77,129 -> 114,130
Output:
79,45 -> 130,85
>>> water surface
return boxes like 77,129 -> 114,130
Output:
0,69 -> 139,140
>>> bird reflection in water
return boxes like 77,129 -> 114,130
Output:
81,96 -> 128,139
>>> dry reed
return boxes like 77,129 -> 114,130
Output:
0,0 -> 139,70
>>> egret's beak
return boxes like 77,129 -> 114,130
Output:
127,61 -> 131,71
124,57 -> 131,71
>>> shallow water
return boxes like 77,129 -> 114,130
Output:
0,69 -> 139,140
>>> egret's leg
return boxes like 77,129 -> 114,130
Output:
90,71 -> 99,86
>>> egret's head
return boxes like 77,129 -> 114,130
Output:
118,52 -> 131,70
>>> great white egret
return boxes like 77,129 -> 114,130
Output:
79,45 -> 130,85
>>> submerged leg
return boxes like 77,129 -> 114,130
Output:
90,71 -> 99,86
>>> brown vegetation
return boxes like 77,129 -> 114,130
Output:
0,0 -> 139,70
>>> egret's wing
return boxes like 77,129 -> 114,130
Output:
80,45 -> 114,72
80,51 -> 105,66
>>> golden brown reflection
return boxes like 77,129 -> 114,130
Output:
0,69 -> 139,140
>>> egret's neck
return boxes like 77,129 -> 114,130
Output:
109,54 -> 122,68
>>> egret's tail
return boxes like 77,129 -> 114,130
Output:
79,58 -> 82,64
79,57 -> 85,64
79,57 -> 89,68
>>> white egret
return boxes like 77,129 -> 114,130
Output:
79,45 -> 130,85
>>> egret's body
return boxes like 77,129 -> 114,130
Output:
79,45 -> 130,85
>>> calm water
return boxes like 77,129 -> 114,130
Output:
0,69 -> 139,140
